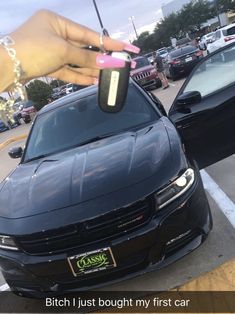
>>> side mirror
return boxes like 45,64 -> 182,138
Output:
177,91 -> 202,106
8,147 -> 23,159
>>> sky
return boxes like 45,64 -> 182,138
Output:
0,0 -> 171,41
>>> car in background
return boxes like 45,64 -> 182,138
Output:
65,83 -> 80,94
0,119 -> 10,132
131,56 -> 162,89
164,45 -> 204,80
176,37 -> 192,48
199,32 -> 215,50
157,47 -> 168,60
144,52 -> 154,63
207,24 -> 235,53
20,100 -> 36,123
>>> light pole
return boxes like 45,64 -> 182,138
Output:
214,0 -> 222,27
129,16 -> 139,40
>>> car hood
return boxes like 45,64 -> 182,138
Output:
0,118 -> 185,219
131,65 -> 155,76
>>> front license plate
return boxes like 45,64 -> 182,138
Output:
185,57 -> 193,62
68,247 -> 117,277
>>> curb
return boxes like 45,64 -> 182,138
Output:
0,134 -> 27,151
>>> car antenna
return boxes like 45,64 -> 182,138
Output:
92,0 -> 109,36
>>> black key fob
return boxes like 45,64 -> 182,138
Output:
98,52 -> 131,113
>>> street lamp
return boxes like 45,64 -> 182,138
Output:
129,16 -> 139,39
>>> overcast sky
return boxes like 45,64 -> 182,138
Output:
0,0 -> 171,41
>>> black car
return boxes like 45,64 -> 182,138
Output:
165,45 -> 204,80
1,43 -> 235,297
0,119 -> 9,132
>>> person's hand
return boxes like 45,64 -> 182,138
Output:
10,9 -> 140,86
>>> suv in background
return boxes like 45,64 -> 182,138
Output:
207,24 -> 235,53
20,100 -> 36,124
130,56 -> 162,89
199,32 -> 215,50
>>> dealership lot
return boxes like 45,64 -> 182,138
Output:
0,78 -> 234,308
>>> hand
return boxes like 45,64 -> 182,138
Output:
10,10 -> 140,86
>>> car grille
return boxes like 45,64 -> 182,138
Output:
134,71 -> 151,80
16,197 -> 154,255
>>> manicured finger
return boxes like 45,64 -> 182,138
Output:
67,66 -> 100,78
66,43 -> 126,69
51,67 -> 96,86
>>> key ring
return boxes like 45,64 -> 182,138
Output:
99,33 -> 106,53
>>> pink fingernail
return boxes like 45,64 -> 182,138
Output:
131,60 -> 137,69
96,54 -> 125,68
123,43 -> 140,54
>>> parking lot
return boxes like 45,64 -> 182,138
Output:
0,78 -> 235,310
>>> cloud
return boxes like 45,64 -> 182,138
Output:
111,31 -> 126,39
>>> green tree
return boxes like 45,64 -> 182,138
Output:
26,79 -> 53,111
50,79 -> 66,89
218,0 -> 235,12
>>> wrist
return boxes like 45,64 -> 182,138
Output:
0,45 -> 14,92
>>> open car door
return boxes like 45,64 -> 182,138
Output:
169,43 -> 235,169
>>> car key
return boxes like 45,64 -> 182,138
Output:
98,51 -> 131,113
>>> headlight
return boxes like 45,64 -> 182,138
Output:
156,168 -> 195,209
0,235 -> 19,251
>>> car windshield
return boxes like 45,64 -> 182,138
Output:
158,49 -> 167,56
23,85 -> 158,162
170,46 -> 197,58
135,57 -> 150,68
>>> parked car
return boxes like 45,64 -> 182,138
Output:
157,47 -> 168,60
207,23 -> 235,53
199,32 -> 215,50
144,52 -> 154,64
164,45 -> 204,80
2,43 -> 235,297
131,56 -> 162,89
0,119 -> 9,132
65,83 -> 80,94
20,100 -> 36,123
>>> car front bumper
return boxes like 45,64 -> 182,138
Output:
0,171 -> 212,297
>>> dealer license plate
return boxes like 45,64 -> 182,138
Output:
68,247 -> 117,277
185,57 -> 193,62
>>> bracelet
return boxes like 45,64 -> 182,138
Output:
0,35 -> 28,101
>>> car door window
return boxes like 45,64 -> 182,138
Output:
183,45 -> 235,98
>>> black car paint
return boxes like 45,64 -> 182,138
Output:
165,46 -> 203,80
0,81 -> 212,297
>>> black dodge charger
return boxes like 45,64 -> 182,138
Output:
1,43 -> 235,297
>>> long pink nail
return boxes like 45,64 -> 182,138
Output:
131,60 -> 137,69
123,43 -> 140,54
96,54 -> 125,68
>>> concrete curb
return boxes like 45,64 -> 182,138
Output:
0,134 -> 27,151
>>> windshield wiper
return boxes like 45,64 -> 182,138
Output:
25,154 -> 50,163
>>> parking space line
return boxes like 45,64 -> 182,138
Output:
201,170 -> 235,228
0,283 -> 9,291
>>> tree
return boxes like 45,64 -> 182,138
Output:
218,0 -> 235,12
26,79 -> 53,111
50,79 -> 66,89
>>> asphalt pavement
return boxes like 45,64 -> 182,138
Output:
0,79 -> 234,310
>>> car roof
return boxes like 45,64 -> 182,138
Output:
39,85 -> 97,115
219,23 -> 235,30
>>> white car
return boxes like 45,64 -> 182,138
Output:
207,24 -> 235,53
199,32 -> 214,50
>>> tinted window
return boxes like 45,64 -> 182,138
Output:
170,46 -> 197,58
215,30 -> 221,39
223,26 -> 235,36
184,45 -> 235,97
24,85 -> 158,161
135,57 -> 150,68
